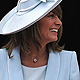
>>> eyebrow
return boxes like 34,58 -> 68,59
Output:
49,11 -> 56,15
49,11 -> 61,19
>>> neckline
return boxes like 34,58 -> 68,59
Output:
22,64 -> 47,69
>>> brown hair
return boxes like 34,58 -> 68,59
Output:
2,5 -> 64,58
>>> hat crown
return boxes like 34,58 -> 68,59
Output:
17,0 -> 41,13
16,0 -> 56,15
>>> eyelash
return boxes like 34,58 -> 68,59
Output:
48,14 -> 54,17
48,14 -> 60,19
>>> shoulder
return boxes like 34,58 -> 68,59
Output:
0,48 -> 9,71
60,50 -> 80,80
0,48 -> 8,56
50,50 -> 77,59
59,50 -> 78,64
60,50 -> 79,78
50,50 -> 78,66
0,48 -> 8,60
50,50 -> 77,64
59,50 -> 77,59
0,47 -> 20,61
0,47 -> 19,56
60,50 -> 76,55
59,50 -> 79,70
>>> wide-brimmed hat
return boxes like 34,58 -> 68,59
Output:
0,0 -> 62,35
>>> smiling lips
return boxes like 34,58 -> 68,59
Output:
49,28 -> 58,32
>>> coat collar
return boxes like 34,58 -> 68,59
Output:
8,48 -> 60,80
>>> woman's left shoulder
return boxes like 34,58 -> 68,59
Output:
60,50 -> 80,80
58,50 -> 78,63
59,50 -> 77,57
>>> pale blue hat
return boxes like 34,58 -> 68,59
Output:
0,0 -> 62,35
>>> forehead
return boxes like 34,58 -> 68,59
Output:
45,9 -> 55,16
41,5 -> 62,19
41,10 -> 55,19
46,8 -> 59,16
47,9 -> 55,14
49,5 -> 62,18
49,8 -> 60,15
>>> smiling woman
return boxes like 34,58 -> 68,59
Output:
0,0 -> 80,80
38,8 -> 62,43
3,5 -> 64,58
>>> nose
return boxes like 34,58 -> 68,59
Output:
54,16 -> 62,27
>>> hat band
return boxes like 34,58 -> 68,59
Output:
16,0 -> 56,15
16,0 -> 42,15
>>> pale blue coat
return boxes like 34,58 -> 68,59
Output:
0,48 -> 80,80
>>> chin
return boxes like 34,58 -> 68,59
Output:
54,38 -> 58,42
52,37 -> 58,41
53,39 -> 58,42
49,37 -> 58,43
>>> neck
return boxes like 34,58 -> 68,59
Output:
27,37 -> 48,56
30,44 -> 47,56
20,39 -> 49,67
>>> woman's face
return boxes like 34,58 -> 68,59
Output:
38,10 -> 62,44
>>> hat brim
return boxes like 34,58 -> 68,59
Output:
0,0 -> 62,35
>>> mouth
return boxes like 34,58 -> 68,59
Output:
49,28 -> 58,32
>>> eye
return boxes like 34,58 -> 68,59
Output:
48,14 -> 54,17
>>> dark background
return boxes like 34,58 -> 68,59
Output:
0,0 -> 80,69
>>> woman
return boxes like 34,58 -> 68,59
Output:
0,0 -> 80,80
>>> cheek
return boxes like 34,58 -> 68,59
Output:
39,19 -> 51,36
39,26 -> 49,41
39,18 -> 58,42
39,19 -> 53,31
39,23 -> 51,41
39,19 -> 54,37
39,25 -> 48,38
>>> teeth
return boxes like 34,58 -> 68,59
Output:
49,29 -> 58,32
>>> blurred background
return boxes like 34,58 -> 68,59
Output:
0,0 -> 80,69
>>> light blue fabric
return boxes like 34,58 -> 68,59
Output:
0,48 -> 80,80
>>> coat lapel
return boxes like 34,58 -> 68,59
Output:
45,50 -> 60,80
8,48 -> 24,80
